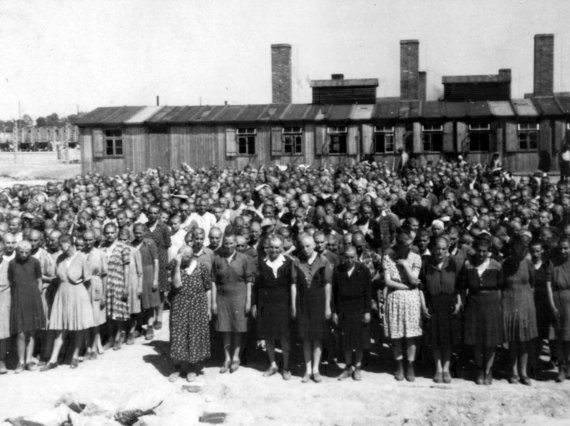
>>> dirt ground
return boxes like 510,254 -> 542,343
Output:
1,312 -> 570,426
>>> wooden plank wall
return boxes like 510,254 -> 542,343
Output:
79,128 -> 93,173
126,127 -> 146,172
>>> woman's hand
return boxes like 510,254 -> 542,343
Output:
552,306 -> 560,319
452,302 -> 462,315
332,313 -> 338,325
291,305 -> 296,319
325,306 -> 332,320
363,312 -> 371,324
422,305 -> 431,319
152,280 -> 159,291
211,302 -> 218,316
245,299 -> 251,315
207,308 -> 212,322
251,305 -> 257,319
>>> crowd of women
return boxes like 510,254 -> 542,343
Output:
0,156 -> 569,387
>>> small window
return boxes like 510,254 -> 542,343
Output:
421,124 -> 443,152
468,123 -> 491,152
373,126 -> 395,153
237,128 -> 256,155
105,128 -> 123,156
517,123 -> 539,151
327,126 -> 347,154
283,126 -> 303,155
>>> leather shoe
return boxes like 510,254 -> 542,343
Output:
337,369 -> 351,381
301,373 -> 311,383
352,368 -> 362,381
70,358 -> 79,369
40,362 -> 58,372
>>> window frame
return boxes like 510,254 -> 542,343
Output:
236,127 -> 257,156
517,123 -> 539,152
373,125 -> 395,154
468,123 -> 491,152
104,128 -> 123,157
282,126 -> 303,155
327,126 -> 348,155
421,124 -> 444,152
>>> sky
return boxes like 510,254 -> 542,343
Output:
1,0 -> 570,119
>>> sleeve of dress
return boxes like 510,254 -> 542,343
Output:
34,258 -> 42,280
546,261 -> 553,283
149,240 -> 159,261
201,264 -> 212,291
121,245 -> 131,265
163,226 -> 172,248
323,258 -> 333,285
362,266 -> 372,314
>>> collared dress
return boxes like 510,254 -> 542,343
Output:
48,252 -> 94,331
383,250 -> 423,339
459,258 -> 504,346
85,247 -> 107,326
332,262 -> 372,351
170,262 -> 211,364
420,256 -> 461,346
502,256 -> 538,343
103,242 -> 131,322
254,255 -> 296,340
9,257 -> 45,334
294,254 -> 332,341
212,251 -> 252,333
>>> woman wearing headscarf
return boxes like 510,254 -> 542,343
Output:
383,231 -> 423,382
169,246 -> 212,382
459,234 -> 503,385
211,233 -> 253,374
41,234 -> 93,371
420,236 -> 462,384
502,233 -> 538,385
332,245 -> 372,381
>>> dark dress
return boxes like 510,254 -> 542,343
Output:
551,257 -> 570,341
459,258 -> 503,347
332,262 -> 372,351
294,254 -> 332,341
502,256 -> 538,343
137,238 -> 161,310
9,257 -> 45,334
170,263 -> 211,364
254,256 -> 296,340
148,222 -> 171,292
533,260 -> 554,339
420,256 -> 461,346
212,252 -> 252,333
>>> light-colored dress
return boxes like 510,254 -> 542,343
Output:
383,250 -> 423,339
86,248 -> 108,326
49,252 -> 94,331
0,257 -> 10,339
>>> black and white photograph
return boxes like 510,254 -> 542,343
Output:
1,0 -> 570,424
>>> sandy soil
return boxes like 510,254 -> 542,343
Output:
1,313 -> 570,426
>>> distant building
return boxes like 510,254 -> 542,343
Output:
76,35 -> 570,175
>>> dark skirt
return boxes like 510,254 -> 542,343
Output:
535,288 -> 555,340
10,281 -> 46,334
464,291 -> 503,347
553,289 -> 570,342
337,304 -> 370,351
427,294 -> 461,347
256,287 -> 290,340
216,289 -> 247,333
297,287 -> 327,341
141,264 -> 161,310
502,286 -> 538,343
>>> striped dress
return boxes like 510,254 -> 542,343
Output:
104,242 -> 131,321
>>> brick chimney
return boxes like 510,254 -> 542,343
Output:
418,71 -> 426,101
534,34 -> 554,96
271,44 -> 292,104
400,40 -> 419,100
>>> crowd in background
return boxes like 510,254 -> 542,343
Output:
0,154 -> 569,386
